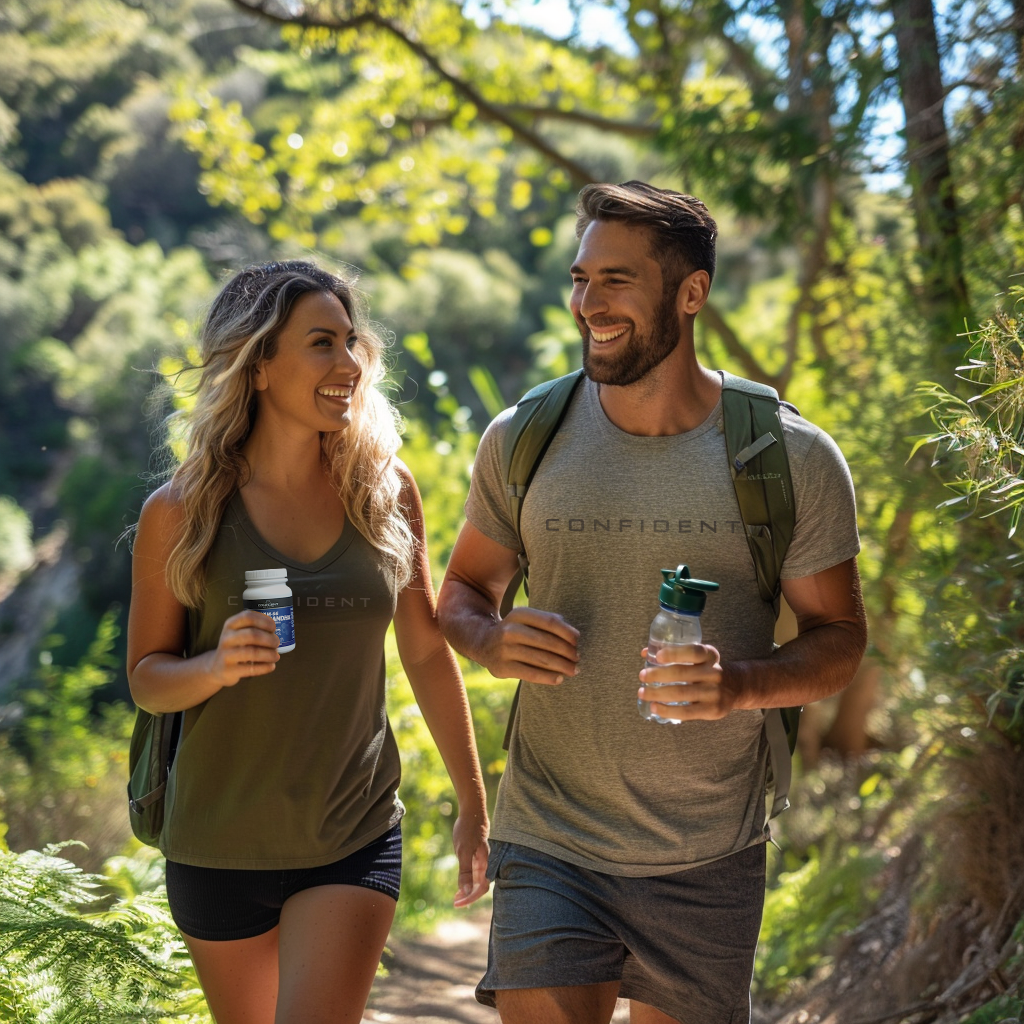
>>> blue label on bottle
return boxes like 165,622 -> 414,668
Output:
244,597 -> 295,649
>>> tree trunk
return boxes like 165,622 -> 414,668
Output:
891,0 -> 971,367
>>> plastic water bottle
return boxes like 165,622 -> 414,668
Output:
639,565 -> 719,723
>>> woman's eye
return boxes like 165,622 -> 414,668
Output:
346,335 -> 359,349
313,336 -> 332,347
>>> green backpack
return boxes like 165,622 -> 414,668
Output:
127,708 -> 182,847
499,368 -> 800,825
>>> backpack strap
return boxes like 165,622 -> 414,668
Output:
500,369 -> 585,613
720,372 -> 796,612
720,372 -> 801,825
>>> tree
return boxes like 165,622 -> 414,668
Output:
172,0 -> 970,762
893,0 -> 971,348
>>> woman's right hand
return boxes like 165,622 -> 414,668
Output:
206,609 -> 281,687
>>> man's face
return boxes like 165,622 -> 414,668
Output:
569,219 -> 680,387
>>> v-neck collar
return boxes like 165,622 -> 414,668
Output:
229,492 -> 355,573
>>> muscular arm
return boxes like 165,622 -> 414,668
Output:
436,521 -> 579,686
639,557 -> 867,718
392,467 -> 489,906
127,484 -> 280,714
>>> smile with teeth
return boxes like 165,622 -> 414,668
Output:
317,385 -> 355,399
589,324 -> 629,343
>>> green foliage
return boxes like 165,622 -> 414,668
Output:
170,1 -> 635,246
960,992 -> 1024,1024
911,288 -> 1024,742
387,639 -> 512,930
0,496 -> 34,582
0,613 -> 136,869
915,287 -> 1024,540
755,838 -> 884,999
0,842 -> 209,1024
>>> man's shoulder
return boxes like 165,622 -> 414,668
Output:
779,404 -> 842,451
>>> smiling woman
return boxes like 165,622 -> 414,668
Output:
253,290 -> 361,437
125,260 -> 490,1024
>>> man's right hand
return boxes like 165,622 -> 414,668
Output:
438,522 -> 580,685
480,606 -> 579,685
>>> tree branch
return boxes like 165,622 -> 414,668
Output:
228,0 -> 599,187
501,106 -> 658,138
698,302 -> 775,385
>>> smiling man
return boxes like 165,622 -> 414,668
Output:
437,181 -> 867,1024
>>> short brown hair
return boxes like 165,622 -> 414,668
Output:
575,181 -> 718,291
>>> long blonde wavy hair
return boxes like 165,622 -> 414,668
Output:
165,260 -> 415,607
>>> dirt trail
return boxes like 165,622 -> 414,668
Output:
363,908 -> 630,1023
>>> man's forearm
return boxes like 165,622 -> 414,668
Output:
437,578 -> 501,667
724,619 -> 867,711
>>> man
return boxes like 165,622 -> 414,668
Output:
436,181 -> 866,1024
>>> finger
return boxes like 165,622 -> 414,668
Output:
454,843 -> 491,907
639,662 -> 720,686
237,660 -> 279,679
645,699 -> 724,722
505,661 -> 571,686
504,622 -> 579,663
504,607 -> 580,645
653,642 -> 718,666
638,684 -> 694,706
223,626 -> 282,650
226,609 -> 277,631
504,641 -> 578,677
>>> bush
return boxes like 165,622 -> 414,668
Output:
0,839 -> 209,1024
0,612 -> 135,871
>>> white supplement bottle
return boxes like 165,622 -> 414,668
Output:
243,567 -> 296,653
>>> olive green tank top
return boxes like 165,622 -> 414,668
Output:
160,493 -> 403,869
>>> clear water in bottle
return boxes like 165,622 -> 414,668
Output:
639,565 -> 718,724
639,608 -> 702,723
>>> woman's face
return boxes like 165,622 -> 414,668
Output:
253,290 -> 363,435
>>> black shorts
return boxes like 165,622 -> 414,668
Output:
165,822 -> 402,941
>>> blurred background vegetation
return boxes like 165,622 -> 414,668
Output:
0,0 -> 1021,1020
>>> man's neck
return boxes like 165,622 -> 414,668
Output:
596,345 -> 722,437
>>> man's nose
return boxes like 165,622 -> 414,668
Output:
576,282 -> 608,319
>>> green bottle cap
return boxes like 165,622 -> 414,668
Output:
658,564 -> 719,613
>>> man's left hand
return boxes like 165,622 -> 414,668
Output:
637,643 -> 735,720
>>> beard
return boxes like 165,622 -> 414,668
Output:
580,290 -> 681,387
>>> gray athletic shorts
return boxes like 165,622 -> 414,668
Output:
477,839 -> 766,1024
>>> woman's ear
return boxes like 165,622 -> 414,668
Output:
253,361 -> 268,391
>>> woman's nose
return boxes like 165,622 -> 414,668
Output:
337,345 -> 361,374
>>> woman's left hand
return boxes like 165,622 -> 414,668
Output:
452,807 -> 490,907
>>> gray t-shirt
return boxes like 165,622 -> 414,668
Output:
465,376 -> 860,875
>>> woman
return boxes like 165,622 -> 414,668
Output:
127,260 -> 489,1024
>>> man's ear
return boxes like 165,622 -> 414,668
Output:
676,269 -> 711,316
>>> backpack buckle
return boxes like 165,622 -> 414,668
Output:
734,431 -> 777,472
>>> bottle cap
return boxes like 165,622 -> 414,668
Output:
245,567 -> 288,582
658,564 -> 719,613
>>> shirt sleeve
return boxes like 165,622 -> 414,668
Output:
464,407 -> 521,552
781,420 -> 861,579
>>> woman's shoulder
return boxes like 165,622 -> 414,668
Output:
393,456 -> 426,497
138,480 -> 188,534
